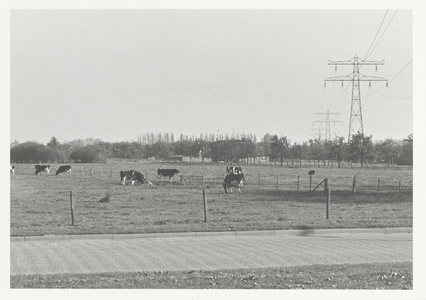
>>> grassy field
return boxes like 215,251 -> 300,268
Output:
10,162 -> 413,237
10,262 -> 412,289
10,163 -> 414,290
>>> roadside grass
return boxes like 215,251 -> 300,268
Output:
10,163 -> 413,236
10,262 -> 412,289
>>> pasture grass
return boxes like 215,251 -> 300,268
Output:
10,162 -> 412,237
10,261 -> 413,289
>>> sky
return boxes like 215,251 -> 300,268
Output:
4,2 -> 422,145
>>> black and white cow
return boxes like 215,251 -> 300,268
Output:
10,165 -> 15,175
56,165 -> 72,175
223,172 -> 245,193
226,166 -> 242,175
157,168 -> 179,182
120,170 -> 145,185
35,165 -> 50,175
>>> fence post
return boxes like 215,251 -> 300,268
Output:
297,175 -> 300,191
309,174 -> 312,191
352,175 -> 357,194
203,189 -> 207,222
70,191 -> 75,226
399,180 -> 401,193
324,178 -> 328,194
326,188 -> 330,220
377,178 -> 381,195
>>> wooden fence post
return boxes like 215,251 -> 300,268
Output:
203,189 -> 207,222
326,188 -> 330,220
377,178 -> 381,195
70,191 -> 75,226
352,175 -> 357,194
324,178 -> 328,194
297,175 -> 300,191
399,180 -> 401,193
309,174 -> 312,191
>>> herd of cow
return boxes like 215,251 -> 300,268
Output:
10,164 -> 72,176
10,164 -> 245,193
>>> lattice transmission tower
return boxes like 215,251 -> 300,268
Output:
313,110 -> 343,140
325,54 -> 387,141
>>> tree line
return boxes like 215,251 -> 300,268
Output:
10,132 -> 413,168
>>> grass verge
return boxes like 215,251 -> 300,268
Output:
10,262 -> 412,289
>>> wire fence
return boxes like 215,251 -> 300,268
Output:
11,164 -> 413,194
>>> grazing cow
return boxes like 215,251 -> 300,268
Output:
35,165 -> 50,175
56,165 -> 72,175
308,170 -> 315,175
226,166 -> 242,175
157,168 -> 179,182
223,172 -> 245,193
120,170 -> 145,185
10,165 -> 15,175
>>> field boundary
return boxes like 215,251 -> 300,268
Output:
10,227 -> 413,243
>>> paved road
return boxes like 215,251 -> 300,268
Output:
10,229 -> 412,276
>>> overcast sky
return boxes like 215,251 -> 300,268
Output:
6,3 -> 421,144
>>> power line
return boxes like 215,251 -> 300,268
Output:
364,10 -> 389,60
360,59 -> 412,98
337,10 -> 360,57
367,10 -> 398,58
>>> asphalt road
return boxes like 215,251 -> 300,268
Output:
10,229 -> 412,276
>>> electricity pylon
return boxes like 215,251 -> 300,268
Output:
313,110 -> 343,140
309,125 -> 324,140
325,54 -> 387,141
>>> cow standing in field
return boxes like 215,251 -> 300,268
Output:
223,172 -> 245,193
120,170 -> 145,185
226,166 -> 242,175
35,165 -> 50,175
10,165 -> 15,175
157,168 -> 179,182
56,165 -> 72,175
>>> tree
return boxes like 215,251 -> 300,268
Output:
10,141 -> 57,163
70,144 -> 106,163
330,136 -> 347,168
10,140 -> 19,148
347,133 -> 373,168
290,142 -> 304,166
309,137 -> 325,167
145,142 -> 171,159
239,138 -> 256,165
374,138 -> 397,167
270,135 -> 291,166
402,133 -> 413,166
47,136 -> 60,149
